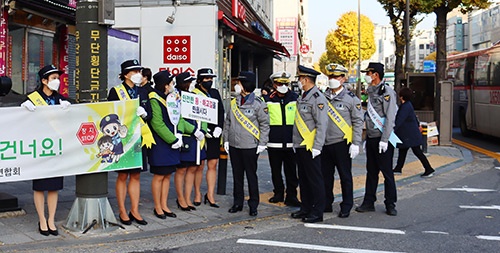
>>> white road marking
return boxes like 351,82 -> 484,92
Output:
422,231 -> 449,235
459,205 -> 500,211
237,239 -> 406,253
477,235 -> 500,241
304,224 -> 405,234
437,187 -> 496,193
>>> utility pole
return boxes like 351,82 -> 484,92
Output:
404,0 -> 410,89
356,0 -> 361,97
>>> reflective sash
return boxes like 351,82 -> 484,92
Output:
294,109 -> 316,151
115,86 -> 156,148
367,100 -> 401,147
230,98 -> 260,140
326,101 -> 352,144
28,91 -> 48,106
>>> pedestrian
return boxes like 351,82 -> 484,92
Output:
174,72 -> 207,211
355,62 -> 400,216
263,71 -> 300,207
107,59 -> 150,225
223,71 -> 270,216
393,87 -> 435,177
148,69 -> 186,219
192,68 -> 224,208
322,63 -> 363,218
290,65 -> 328,223
21,64 -> 70,236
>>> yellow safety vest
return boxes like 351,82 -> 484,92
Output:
267,101 -> 296,126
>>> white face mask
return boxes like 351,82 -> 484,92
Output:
234,84 -> 242,95
329,79 -> 341,89
189,82 -> 196,92
130,73 -> 143,86
297,81 -> 303,90
276,85 -> 288,94
364,75 -> 372,85
47,79 -> 60,91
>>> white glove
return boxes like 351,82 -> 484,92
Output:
311,148 -> 321,159
59,99 -> 71,110
136,106 -> 147,118
256,145 -> 266,154
224,142 -> 230,154
194,130 -> 205,141
172,134 -> 183,149
379,141 -> 388,153
212,127 -> 222,138
21,100 -> 36,112
349,144 -> 360,159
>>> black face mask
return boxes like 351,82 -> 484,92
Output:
201,81 -> 213,90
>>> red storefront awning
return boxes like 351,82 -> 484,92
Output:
218,11 -> 290,58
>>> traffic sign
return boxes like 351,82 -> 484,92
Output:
76,122 -> 98,145
300,44 -> 309,54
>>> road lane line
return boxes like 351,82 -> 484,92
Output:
477,235 -> 500,241
422,231 -> 449,235
237,239 -> 406,253
459,205 -> 500,210
452,138 -> 500,162
437,187 -> 496,192
304,224 -> 405,234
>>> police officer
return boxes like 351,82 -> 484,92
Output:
263,71 -> 300,207
321,63 -> 363,218
223,71 -> 270,216
355,62 -> 399,216
290,65 -> 328,223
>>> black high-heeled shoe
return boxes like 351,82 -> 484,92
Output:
176,199 -> 191,211
163,210 -> 177,218
119,215 -> 132,225
188,205 -> 196,211
47,222 -> 59,236
193,201 -> 201,206
154,209 -> 166,219
204,193 -> 220,208
129,212 -> 148,225
38,222 -> 49,236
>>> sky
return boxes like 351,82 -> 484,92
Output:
308,0 -> 436,62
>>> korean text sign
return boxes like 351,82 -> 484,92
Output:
0,100 -> 142,183
180,92 -> 218,125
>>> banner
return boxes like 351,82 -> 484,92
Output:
0,100 -> 142,183
180,91 -> 218,125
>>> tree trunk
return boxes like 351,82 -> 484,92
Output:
392,25 -> 405,93
434,6 -> 449,122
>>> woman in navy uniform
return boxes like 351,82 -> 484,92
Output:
393,87 -> 434,177
174,72 -> 206,211
107,59 -> 150,225
21,65 -> 70,236
148,70 -> 193,219
192,68 -> 224,208
223,71 -> 270,216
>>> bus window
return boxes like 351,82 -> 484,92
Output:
475,55 -> 489,86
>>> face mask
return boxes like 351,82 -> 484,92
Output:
131,73 -> 143,86
319,85 -> 327,93
47,79 -> 60,91
189,82 -> 196,92
329,79 -> 341,89
234,84 -> 242,95
297,81 -> 303,90
276,85 -> 288,94
201,81 -> 213,90
364,75 -> 372,84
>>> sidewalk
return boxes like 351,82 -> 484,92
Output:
0,145 -> 466,251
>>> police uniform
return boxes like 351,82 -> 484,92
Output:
358,62 -> 398,214
321,86 -> 363,216
291,65 -> 328,222
222,71 -> 270,215
263,72 -> 300,206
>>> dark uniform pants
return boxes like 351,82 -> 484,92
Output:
363,137 -> 397,207
394,146 -> 433,172
321,141 -> 353,213
296,148 -> 325,218
267,148 -> 298,199
229,146 -> 260,210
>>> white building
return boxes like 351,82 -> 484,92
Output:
409,29 -> 435,71
368,24 -> 396,71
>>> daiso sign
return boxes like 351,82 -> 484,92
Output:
164,35 -> 191,64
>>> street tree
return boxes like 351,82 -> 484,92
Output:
324,11 -> 376,76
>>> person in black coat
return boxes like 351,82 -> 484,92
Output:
393,87 -> 435,178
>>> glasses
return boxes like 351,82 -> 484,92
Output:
274,82 -> 288,86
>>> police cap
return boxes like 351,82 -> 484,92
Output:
269,71 -> 291,84
100,114 -> 121,132
175,72 -> 196,85
325,63 -> 348,77
153,70 -> 174,87
361,62 -> 385,77
197,68 -> 217,79
38,65 -> 63,80
297,65 -> 321,78
120,59 -> 143,75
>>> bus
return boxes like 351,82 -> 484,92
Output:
446,42 -> 500,138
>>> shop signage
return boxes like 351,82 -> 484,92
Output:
163,35 -> 191,64
232,0 -> 246,23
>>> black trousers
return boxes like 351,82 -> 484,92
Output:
363,137 -> 397,207
229,146 -> 259,210
296,148 -> 325,218
394,146 -> 433,172
321,141 -> 353,213
267,148 -> 298,199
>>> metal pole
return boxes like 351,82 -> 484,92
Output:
356,0 -> 361,97
405,0 -> 410,80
